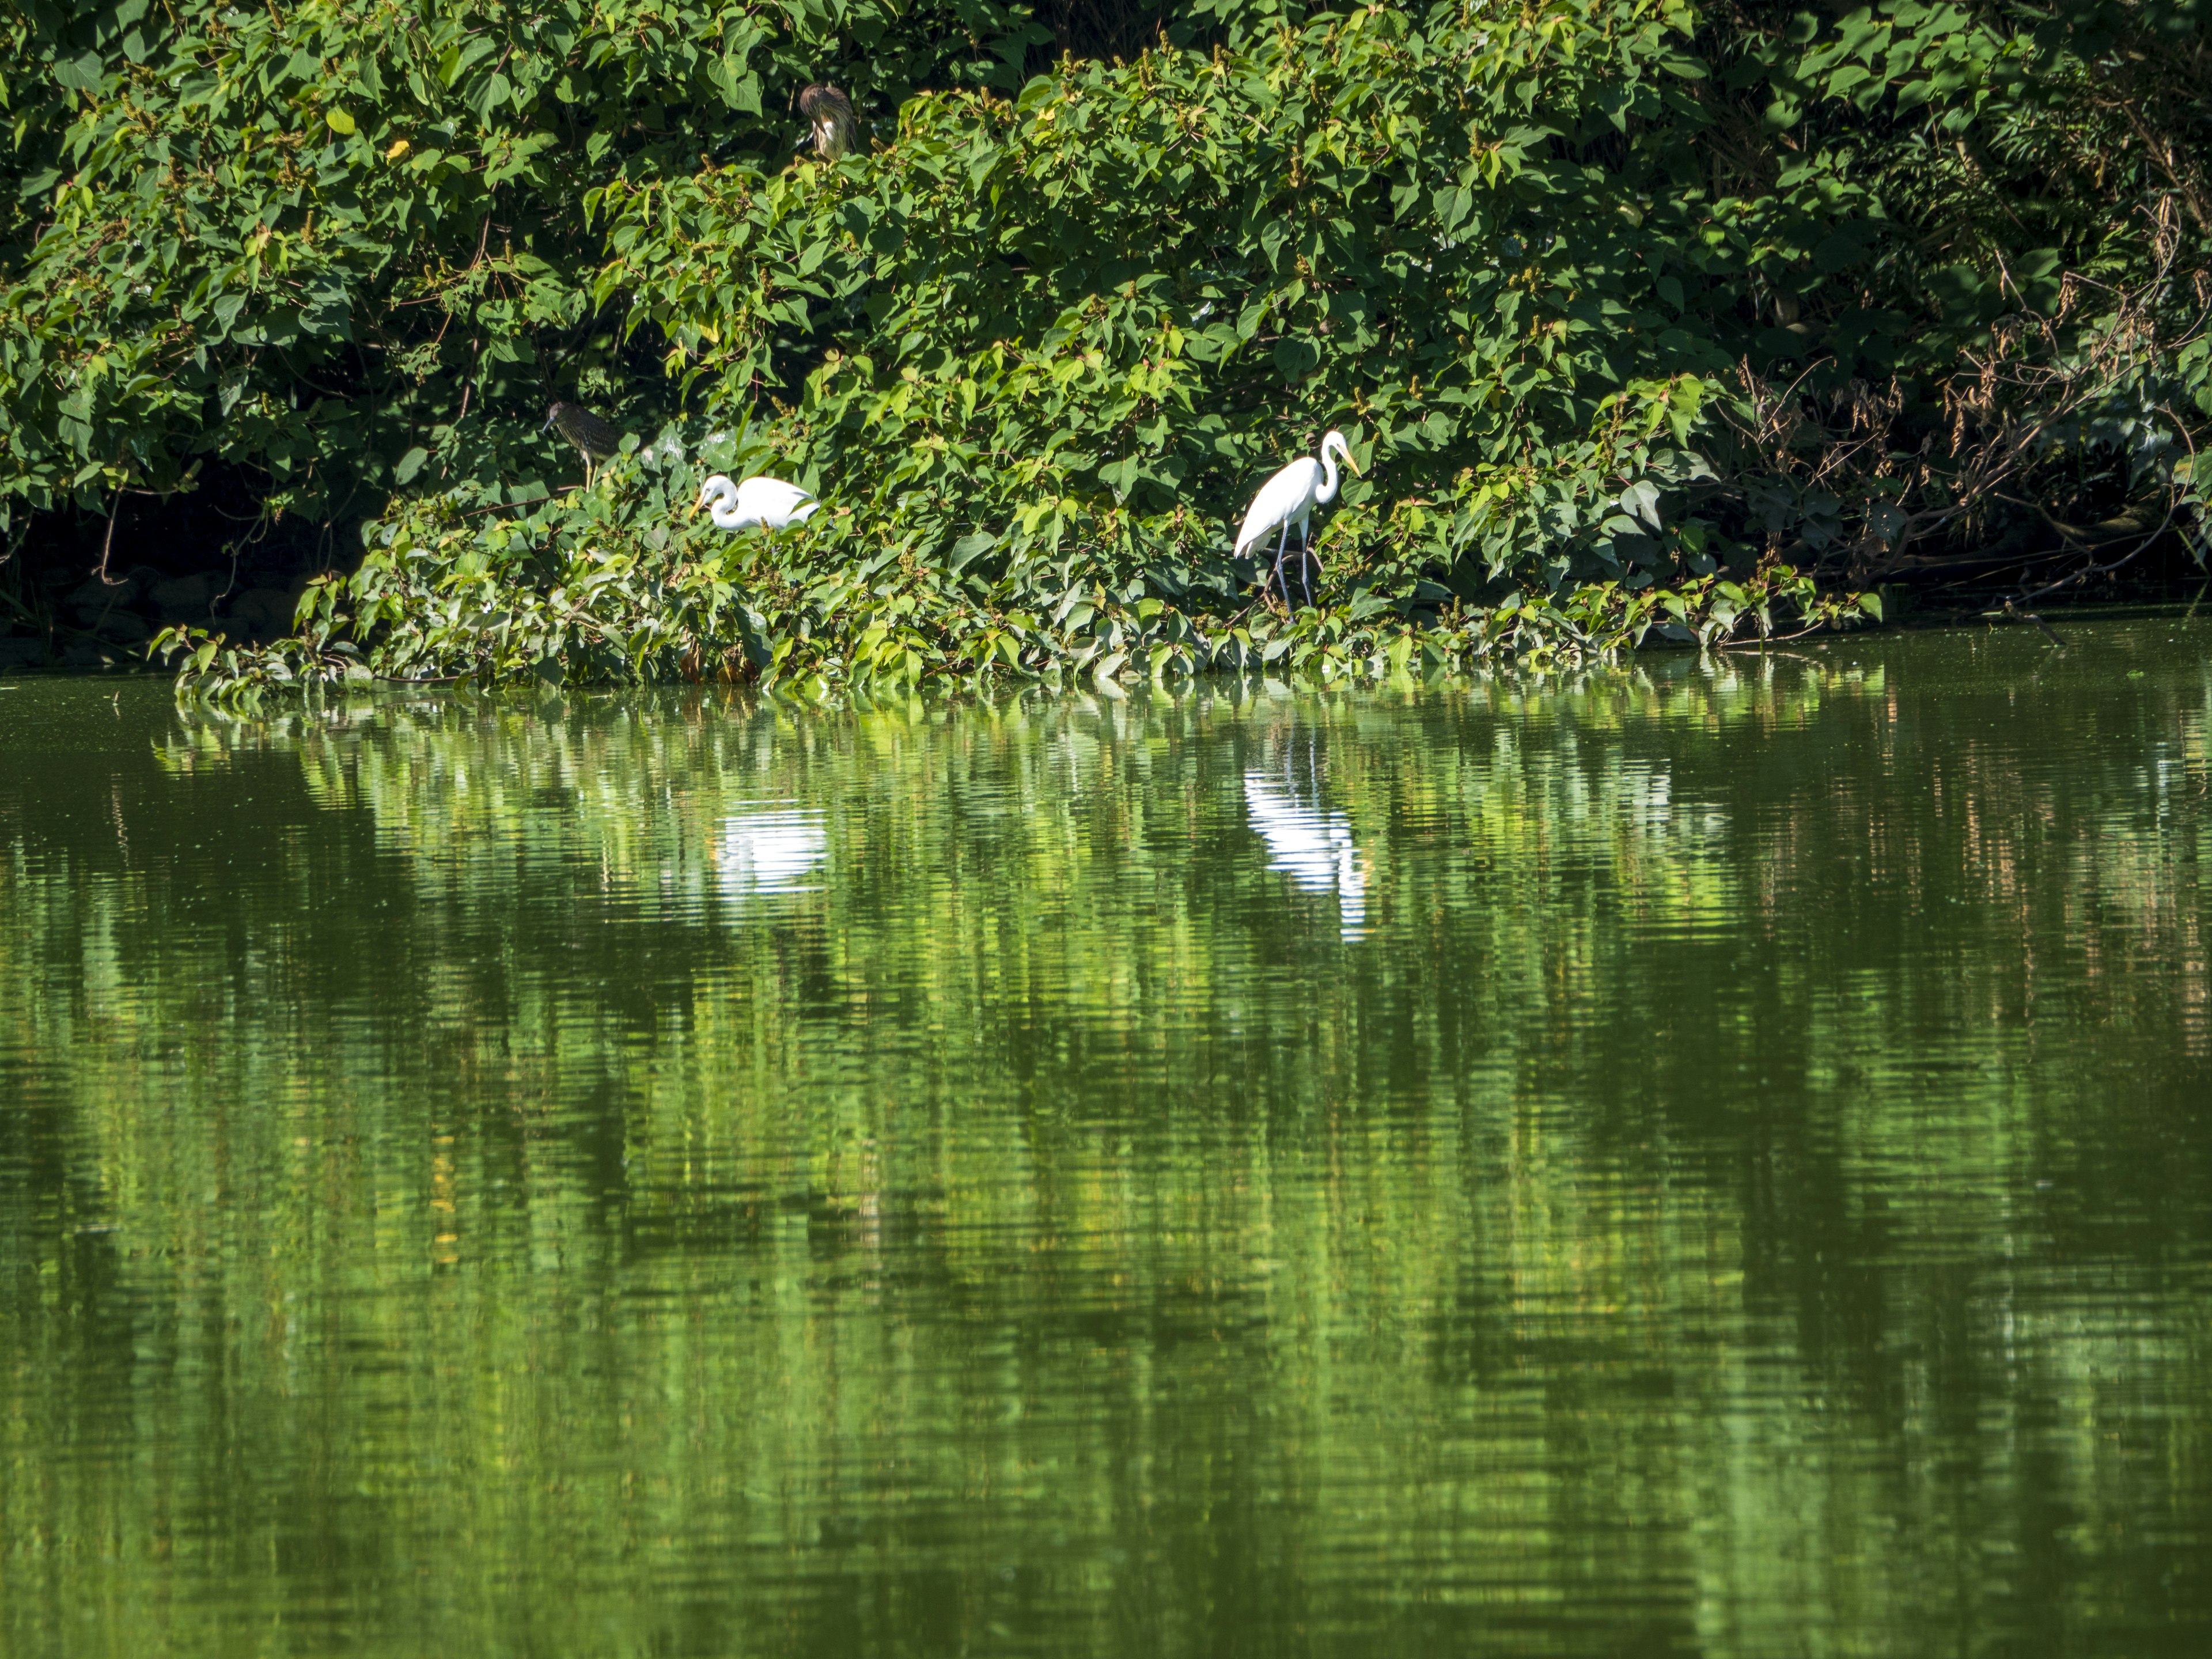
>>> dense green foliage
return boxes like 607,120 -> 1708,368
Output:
4,1 -> 2209,690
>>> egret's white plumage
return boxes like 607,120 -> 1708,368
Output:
1233,430 -> 1357,608
694,474 -> 821,532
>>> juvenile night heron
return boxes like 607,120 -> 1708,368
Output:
1233,430 -> 1360,609
798,83 -> 857,160
543,401 -> 622,487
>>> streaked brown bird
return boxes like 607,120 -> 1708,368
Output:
798,83 -> 857,160
543,401 -> 622,488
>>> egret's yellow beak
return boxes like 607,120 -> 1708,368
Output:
1347,451 -> 1363,476
685,496 -> 702,518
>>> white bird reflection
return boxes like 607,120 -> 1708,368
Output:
1244,755 -> 1370,937
713,807 -> 828,896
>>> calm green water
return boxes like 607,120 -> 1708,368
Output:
4,618 -> 2211,1657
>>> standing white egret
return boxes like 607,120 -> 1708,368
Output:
1233,430 -> 1359,609
692,474 -> 821,534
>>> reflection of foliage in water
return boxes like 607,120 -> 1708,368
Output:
3,638 -> 2211,1655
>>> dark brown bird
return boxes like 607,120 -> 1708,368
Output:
798,83 -> 857,160
543,401 -> 622,488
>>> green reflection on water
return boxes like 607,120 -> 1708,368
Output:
3,620 -> 2210,1657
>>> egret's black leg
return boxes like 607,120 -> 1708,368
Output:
1272,519 -> 1291,608
1299,521 -> 1316,608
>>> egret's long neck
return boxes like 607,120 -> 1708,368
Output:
1315,440 -> 1343,505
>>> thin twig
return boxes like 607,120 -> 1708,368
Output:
1988,604 -> 2067,650
452,497 -> 547,517
95,490 -> 126,585
1710,638 -> 1819,659
1714,621 -> 1825,648
456,336 -> 479,424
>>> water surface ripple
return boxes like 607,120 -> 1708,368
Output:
3,619 -> 2210,1657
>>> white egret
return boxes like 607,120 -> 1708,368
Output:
1233,430 -> 1359,609
692,474 -> 821,534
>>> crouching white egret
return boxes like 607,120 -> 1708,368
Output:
692,474 -> 821,533
1233,430 -> 1359,609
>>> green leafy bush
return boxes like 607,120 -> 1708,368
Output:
158,421 -> 1873,707
6,1 -> 2209,691
2,0 -> 1041,528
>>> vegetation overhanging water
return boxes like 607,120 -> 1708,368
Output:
5,2 -> 2209,692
